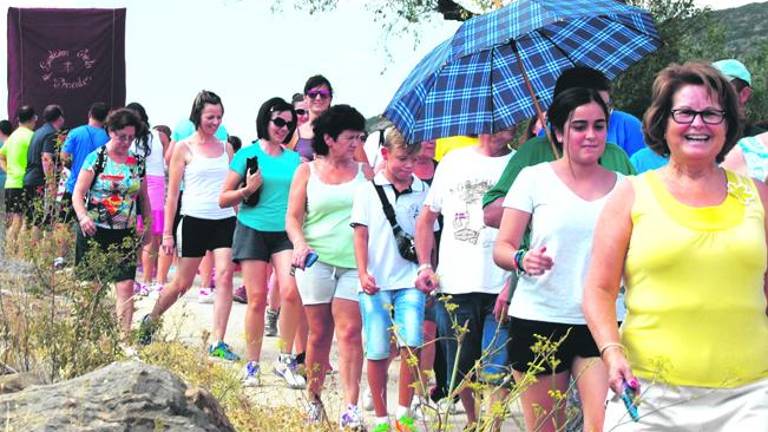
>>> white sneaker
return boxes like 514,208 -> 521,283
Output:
339,404 -> 364,430
362,388 -> 374,411
411,396 -> 437,420
242,361 -> 261,387
198,287 -> 214,304
273,353 -> 306,389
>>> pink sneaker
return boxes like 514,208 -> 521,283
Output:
233,285 -> 247,304
198,287 -> 214,304
133,282 -> 149,296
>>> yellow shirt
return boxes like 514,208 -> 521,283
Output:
623,170 -> 768,388
434,136 -> 477,161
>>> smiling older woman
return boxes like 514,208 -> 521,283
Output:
584,62 -> 768,430
72,108 -> 151,336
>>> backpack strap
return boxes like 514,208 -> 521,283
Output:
372,182 -> 403,234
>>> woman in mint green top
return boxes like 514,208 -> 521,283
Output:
219,98 -> 303,389
286,104 -> 370,427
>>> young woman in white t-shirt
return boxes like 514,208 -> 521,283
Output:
493,88 -> 622,432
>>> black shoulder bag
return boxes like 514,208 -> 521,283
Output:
372,182 -> 418,263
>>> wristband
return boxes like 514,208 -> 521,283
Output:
417,263 -> 432,275
514,248 -> 528,274
599,342 -> 626,357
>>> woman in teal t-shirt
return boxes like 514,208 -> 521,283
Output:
219,97 -> 302,389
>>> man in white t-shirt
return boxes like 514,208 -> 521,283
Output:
414,128 -> 515,425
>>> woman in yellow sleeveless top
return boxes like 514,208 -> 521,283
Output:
584,62 -> 768,431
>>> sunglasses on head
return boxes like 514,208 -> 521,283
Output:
295,109 -> 308,116
306,89 -> 331,100
271,118 -> 296,129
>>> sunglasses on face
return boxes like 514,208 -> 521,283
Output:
306,89 -> 331,100
271,118 -> 296,129
295,109 -> 309,116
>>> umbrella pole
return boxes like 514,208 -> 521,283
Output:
511,41 -> 560,159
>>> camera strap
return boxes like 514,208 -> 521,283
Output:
372,182 -> 404,235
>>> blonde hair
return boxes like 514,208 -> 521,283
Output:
383,127 -> 420,155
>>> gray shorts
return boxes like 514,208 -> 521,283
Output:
295,260 -> 359,305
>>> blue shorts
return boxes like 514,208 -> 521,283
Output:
435,293 -> 510,387
359,288 -> 426,360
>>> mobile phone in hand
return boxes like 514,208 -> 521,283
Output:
621,380 -> 640,422
242,156 -> 260,206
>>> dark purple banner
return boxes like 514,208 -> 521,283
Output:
7,8 -> 126,128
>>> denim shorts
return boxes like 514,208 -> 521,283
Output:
359,288 -> 426,360
435,293 -> 510,387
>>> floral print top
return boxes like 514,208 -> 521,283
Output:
82,149 -> 143,229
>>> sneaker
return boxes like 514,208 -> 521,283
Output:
362,388 -> 374,411
148,283 -> 163,299
53,256 -> 65,269
233,285 -> 247,304
339,404 -> 364,430
198,287 -> 214,304
373,423 -> 391,432
137,315 -> 156,346
395,415 -> 416,432
307,400 -> 326,424
437,397 -> 464,414
242,361 -> 261,387
133,282 -> 149,297
209,341 -> 240,361
274,353 -> 306,389
265,308 -> 279,337
410,397 -> 435,420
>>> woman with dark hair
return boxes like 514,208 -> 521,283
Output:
125,102 -> 167,296
294,75 -> 333,162
219,97 -> 305,388
286,104 -> 369,428
585,62 -> 768,430
72,108 -> 151,335
286,93 -> 310,152
139,90 -> 239,361
494,88 -> 623,431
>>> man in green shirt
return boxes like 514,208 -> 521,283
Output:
0,105 -> 37,254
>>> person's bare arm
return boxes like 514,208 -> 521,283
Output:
483,197 -> 505,228
353,225 -> 378,294
0,153 -> 7,172
414,207 -> 439,293
754,178 -> 768,310
583,179 -> 635,394
73,168 -> 96,236
286,163 -> 312,269
721,145 -> 748,177
161,141 -> 188,254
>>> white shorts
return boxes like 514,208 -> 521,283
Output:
295,261 -> 359,305
604,376 -> 768,431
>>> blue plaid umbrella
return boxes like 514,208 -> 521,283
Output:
384,0 -> 661,145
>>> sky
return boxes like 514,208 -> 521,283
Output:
1,0 -> 764,137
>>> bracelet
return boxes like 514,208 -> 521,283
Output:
417,263 -> 432,275
514,248 -> 527,273
599,342 -> 627,357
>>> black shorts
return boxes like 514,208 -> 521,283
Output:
75,227 -> 138,282
5,188 -> 25,214
23,185 -> 48,226
506,317 -> 601,375
231,221 -> 292,262
176,215 -> 235,258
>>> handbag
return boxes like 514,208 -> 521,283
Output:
373,182 -> 418,263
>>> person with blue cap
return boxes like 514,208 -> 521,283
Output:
716,59 -> 768,180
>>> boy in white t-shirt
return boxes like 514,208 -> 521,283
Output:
414,129 -> 515,426
351,129 -> 433,431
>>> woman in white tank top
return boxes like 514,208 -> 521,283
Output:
138,91 -> 239,361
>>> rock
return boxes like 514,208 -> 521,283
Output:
0,360 -> 235,431
0,372 -> 44,395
